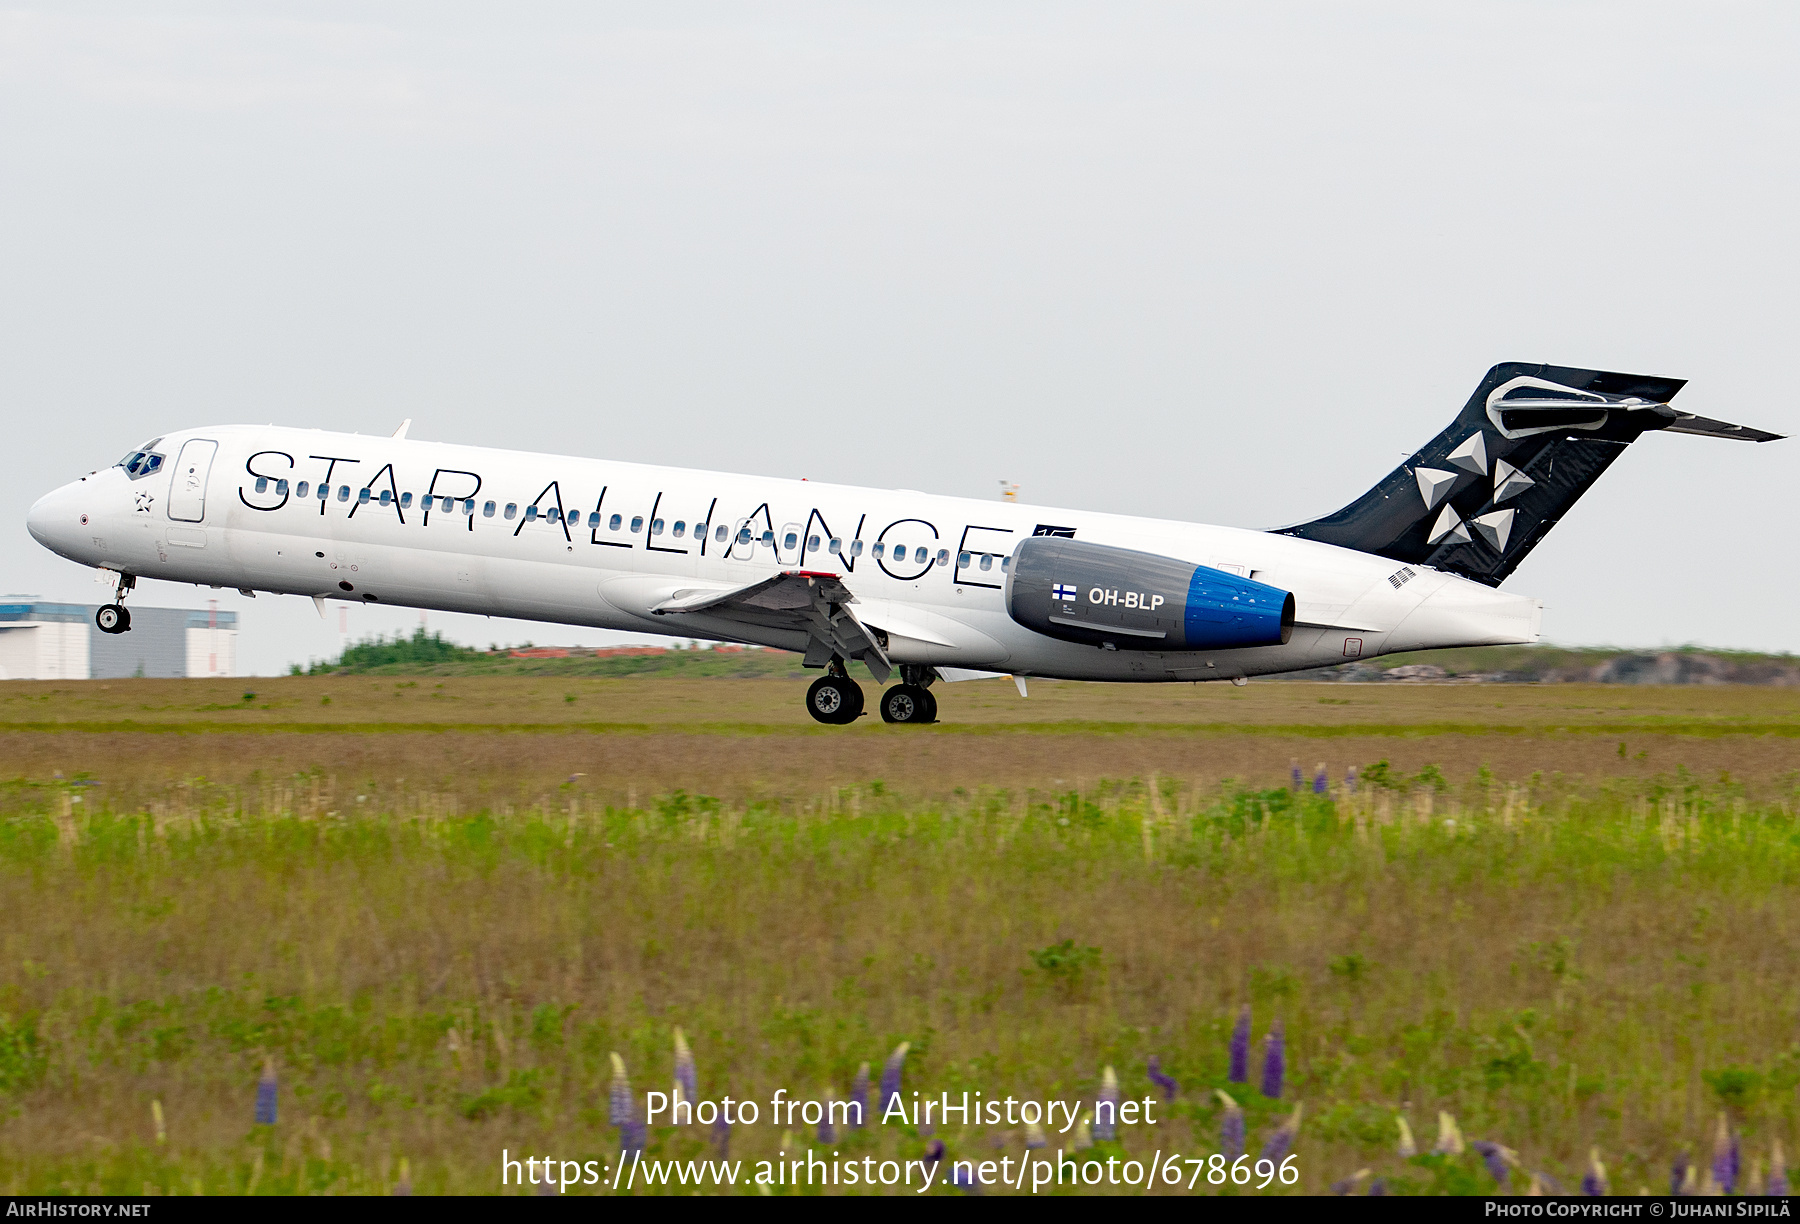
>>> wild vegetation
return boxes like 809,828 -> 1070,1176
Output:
0,677 -> 1796,1194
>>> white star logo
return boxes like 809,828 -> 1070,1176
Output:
134,491 -> 155,513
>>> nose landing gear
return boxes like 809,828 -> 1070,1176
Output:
95,573 -> 135,634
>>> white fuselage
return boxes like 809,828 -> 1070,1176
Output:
27,425 -> 1541,680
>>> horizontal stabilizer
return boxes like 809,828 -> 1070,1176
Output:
1654,409 -> 1784,443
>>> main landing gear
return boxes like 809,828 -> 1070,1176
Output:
95,574 -> 136,635
801,662 -> 938,726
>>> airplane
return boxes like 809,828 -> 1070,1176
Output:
25,362 -> 1781,724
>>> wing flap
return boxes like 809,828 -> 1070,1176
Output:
653,571 -> 891,682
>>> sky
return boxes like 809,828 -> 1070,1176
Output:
2,2 -> 1797,675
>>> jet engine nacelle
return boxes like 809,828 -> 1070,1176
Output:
1006,536 -> 1294,652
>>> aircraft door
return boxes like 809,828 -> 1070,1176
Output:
167,439 -> 218,523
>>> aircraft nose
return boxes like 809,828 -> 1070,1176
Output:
26,482 -> 84,555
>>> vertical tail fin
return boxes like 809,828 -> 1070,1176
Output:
1277,362 -> 1781,586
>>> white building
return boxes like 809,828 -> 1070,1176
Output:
0,602 -> 89,681
0,599 -> 237,680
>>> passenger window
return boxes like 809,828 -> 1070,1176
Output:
1001,556 -> 1011,571
441,496 -> 455,512
760,531 -> 774,547
610,514 -> 622,531
358,488 -> 371,504
317,484 -> 329,500
851,540 -> 863,556
296,481 -> 309,499
937,549 -> 949,565
566,508 -> 578,524
525,505 -> 539,522
784,532 -> 798,549
401,492 -> 413,509
651,519 -> 664,535
276,479 -> 289,496
958,551 -> 971,567
979,554 -> 993,571
483,500 -> 496,517
338,486 -> 351,501
587,512 -> 600,528
828,538 -> 841,554
673,521 -> 686,538
504,503 -> 517,520
807,534 -> 820,550
717,525 -> 729,543
379,490 -> 392,506
631,516 -> 644,533
873,543 -> 886,558
254,477 -> 269,494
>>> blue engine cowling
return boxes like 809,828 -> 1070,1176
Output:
1006,536 -> 1294,651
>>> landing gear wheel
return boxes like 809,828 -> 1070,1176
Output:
805,675 -> 863,725
880,683 -> 936,725
95,605 -> 130,634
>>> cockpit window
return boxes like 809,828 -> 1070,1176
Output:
117,450 -> 166,480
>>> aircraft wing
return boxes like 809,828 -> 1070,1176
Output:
652,570 -> 893,682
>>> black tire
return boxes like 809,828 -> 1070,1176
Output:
919,687 -> 937,723
117,606 -> 131,633
95,605 -> 123,634
805,676 -> 861,725
880,684 -> 932,724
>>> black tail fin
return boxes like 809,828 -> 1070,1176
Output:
1278,362 -> 1782,586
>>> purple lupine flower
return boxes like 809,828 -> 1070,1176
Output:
849,1062 -> 871,1128
1671,1153 -> 1690,1196
879,1042 -> 910,1116
1770,1140 -> 1789,1197
711,1115 -> 731,1157
254,1058 -> 278,1126
1260,1102 -> 1303,1163
1228,1006 -> 1251,1083
1260,1020 -> 1285,1099
1531,1170 -> 1565,1195
1330,1170 -> 1370,1195
1712,1114 -> 1740,1196
1093,1066 -> 1120,1142
1313,763 -> 1328,794
924,1139 -> 944,1167
673,1028 -> 697,1110
818,1102 -> 836,1146
952,1163 -> 978,1195
609,1052 -> 632,1126
1217,1090 -> 1245,1160
619,1118 -> 646,1157
1581,1148 -> 1607,1196
1368,1178 -> 1387,1196
1346,765 -> 1358,794
1472,1141 -> 1511,1186
1146,1055 -> 1178,1101
1290,759 -> 1302,792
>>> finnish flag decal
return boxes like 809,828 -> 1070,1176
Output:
1052,583 -> 1078,602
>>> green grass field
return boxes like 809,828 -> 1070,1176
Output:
1,675 -> 1797,1195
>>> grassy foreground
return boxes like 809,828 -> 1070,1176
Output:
1,771 -> 1798,1194
1,676 -> 1798,1195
